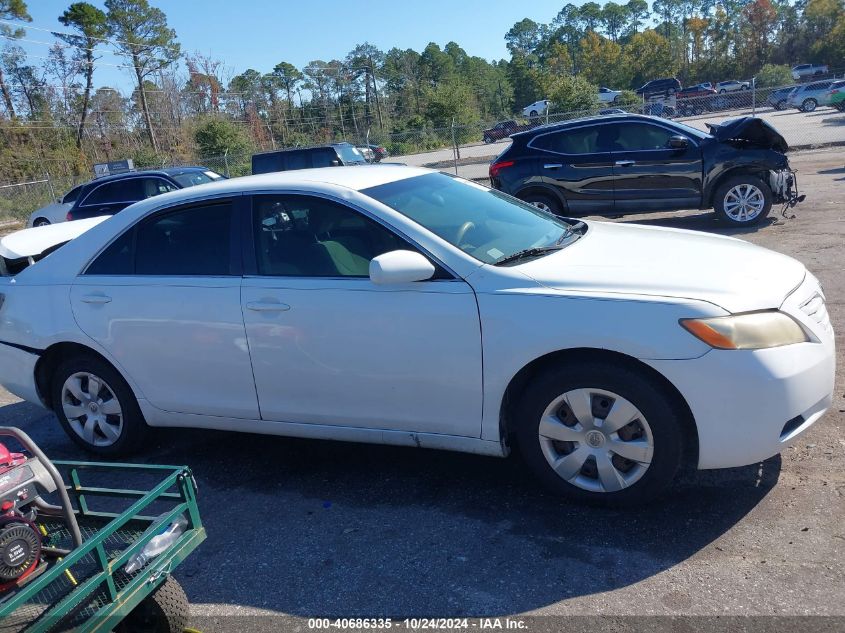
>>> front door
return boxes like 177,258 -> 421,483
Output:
241,193 -> 483,436
530,126 -> 615,214
606,121 -> 703,212
71,197 -> 260,419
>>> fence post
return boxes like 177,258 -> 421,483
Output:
223,149 -> 230,178
451,118 -> 459,175
751,77 -> 756,115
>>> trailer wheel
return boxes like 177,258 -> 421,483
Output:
117,577 -> 189,633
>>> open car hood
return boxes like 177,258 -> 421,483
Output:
0,216 -> 108,259
706,117 -> 789,152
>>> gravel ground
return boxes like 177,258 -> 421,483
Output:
0,147 -> 843,631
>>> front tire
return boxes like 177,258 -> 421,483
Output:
514,361 -> 684,506
33,218 -> 50,227
51,354 -> 149,456
713,175 -> 772,226
802,98 -> 817,112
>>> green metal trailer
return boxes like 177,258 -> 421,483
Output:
0,459 -> 205,632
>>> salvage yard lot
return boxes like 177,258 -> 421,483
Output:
0,147 -> 842,627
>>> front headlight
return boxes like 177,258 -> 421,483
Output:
680,310 -> 812,350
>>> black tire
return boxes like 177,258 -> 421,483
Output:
719,88 -> 726,94
713,174 -> 773,226
514,361 -> 685,506
518,192 -> 563,215
51,353 -> 149,456
33,218 -> 50,227
529,110 -> 538,117
802,98 -> 817,112
483,136 -> 493,144
116,577 -> 189,633
775,100 -> 786,111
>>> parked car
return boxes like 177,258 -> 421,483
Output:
521,99 -> 550,117
635,78 -> 681,98
792,63 -> 829,80
64,167 -> 225,222
599,108 -> 627,115
787,80 -> 835,112
252,142 -> 367,174
716,80 -> 750,93
826,82 -> 845,111
598,87 -> 622,103
767,85 -> 799,110
821,80 -> 845,107
677,84 -> 716,99
489,113 -> 799,226
364,143 -> 389,162
356,146 -> 376,162
26,183 -> 85,227
482,119 -> 536,143
0,166 -> 833,506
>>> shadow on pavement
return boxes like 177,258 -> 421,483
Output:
3,402 -> 781,616
614,210 -> 779,236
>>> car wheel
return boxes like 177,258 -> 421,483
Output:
713,175 -> 772,226
32,218 -> 50,227
775,100 -> 786,110
741,85 -> 749,90
483,136 -> 493,144
529,110 -> 538,117
514,361 -> 684,506
51,354 -> 149,455
519,192 -> 563,215
802,98 -> 817,112
719,89 -> 726,94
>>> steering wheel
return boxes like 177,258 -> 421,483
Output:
454,221 -> 476,247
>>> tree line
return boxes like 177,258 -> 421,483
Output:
0,0 -> 844,191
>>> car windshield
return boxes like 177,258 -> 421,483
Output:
170,170 -> 224,188
362,173 -> 581,265
336,145 -> 367,164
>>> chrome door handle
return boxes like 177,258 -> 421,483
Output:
543,163 -> 563,169
615,160 -> 635,167
80,294 -> 112,304
246,301 -> 291,312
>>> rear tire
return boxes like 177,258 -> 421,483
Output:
519,192 -> 563,216
116,577 -> 189,633
514,361 -> 684,506
51,354 -> 149,456
713,175 -> 772,226
33,218 -> 50,227
802,98 -> 817,112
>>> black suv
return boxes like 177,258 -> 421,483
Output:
252,142 -> 368,174
489,114 -> 799,226
66,167 -> 224,221
636,77 -> 682,98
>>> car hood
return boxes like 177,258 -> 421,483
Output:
705,116 -> 789,152
0,216 -> 109,259
514,221 -> 806,313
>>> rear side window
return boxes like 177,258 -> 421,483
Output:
252,153 -> 283,174
85,201 -> 236,276
62,185 -> 83,204
310,148 -> 338,168
285,151 -> 308,170
532,127 -> 604,154
82,179 -> 144,206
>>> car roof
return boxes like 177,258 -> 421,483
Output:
253,143 -> 354,157
510,113 -> 673,137
84,166 -> 210,186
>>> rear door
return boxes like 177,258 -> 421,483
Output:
529,125 -> 615,214
607,121 -> 702,212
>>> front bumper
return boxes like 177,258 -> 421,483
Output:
649,276 -> 835,470
0,343 -> 43,406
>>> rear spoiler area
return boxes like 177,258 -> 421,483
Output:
0,216 -> 109,277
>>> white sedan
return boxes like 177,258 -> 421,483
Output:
598,87 -> 621,103
0,167 -> 835,505
716,80 -> 751,93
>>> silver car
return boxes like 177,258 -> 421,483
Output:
788,80 -> 835,112
26,183 -> 85,227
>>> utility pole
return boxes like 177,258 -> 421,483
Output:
369,58 -> 384,131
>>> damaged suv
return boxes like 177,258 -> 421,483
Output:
490,114 -> 800,226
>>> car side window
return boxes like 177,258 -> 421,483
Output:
285,151 -> 308,170
82,179 -> 143,206
62,185 -> 83,204
611,123 -> 684,151
532,127 -> 605,154
310,148 -> 337,168
252,195 -> 411,277
85,201 -> 235,276
141,177 -> 178,199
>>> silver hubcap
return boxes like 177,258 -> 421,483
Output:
538,388 -> 654,493
723,184 -> 765,222
61,372 -> 123,447
531,201 -> 552,212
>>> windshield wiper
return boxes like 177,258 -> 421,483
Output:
495,245 -> 563,266
555,220 -> 587,244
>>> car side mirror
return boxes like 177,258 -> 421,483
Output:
369,250 -> 435,285
668,135 -> 689,149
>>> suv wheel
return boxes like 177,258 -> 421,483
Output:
519,192 -> 563,215
802,98 -> 818,112
51,354 -> 149,455
514,361 -> 684,506
713,175 -> 772,226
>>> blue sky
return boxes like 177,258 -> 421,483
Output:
20,0 -> 570,91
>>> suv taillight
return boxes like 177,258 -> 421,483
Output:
66,211 -> 73,221
489,160 -> 514,179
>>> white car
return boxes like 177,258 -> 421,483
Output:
716,80 -> 750,93
0,167 -> 834,505
26,183 -> 85,227
521,99 -> 549,117
598,87 -> 621,103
